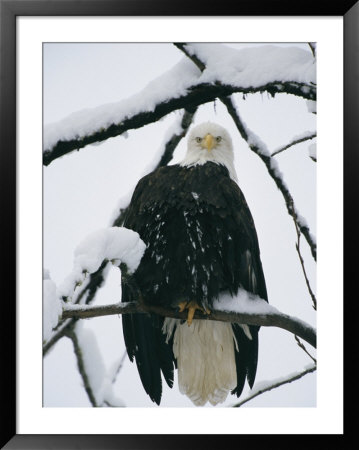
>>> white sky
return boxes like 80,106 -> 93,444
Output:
43,42 -> 317,408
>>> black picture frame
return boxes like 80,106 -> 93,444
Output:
1,1 -> 357,448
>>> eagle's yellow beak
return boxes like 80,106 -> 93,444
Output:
203,133 -> 215,151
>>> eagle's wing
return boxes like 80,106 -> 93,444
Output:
121,169 -> 176,405
219,176 -> 268,396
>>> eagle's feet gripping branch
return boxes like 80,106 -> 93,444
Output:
178,301 -> 211,326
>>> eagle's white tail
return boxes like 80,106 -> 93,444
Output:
163,319 -> 237,406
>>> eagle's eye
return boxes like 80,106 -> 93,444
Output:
195,137 -> 202,143
216,136 -> 222,143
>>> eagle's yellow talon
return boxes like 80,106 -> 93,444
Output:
178,301 -> 187,313
178,301 -> 211,326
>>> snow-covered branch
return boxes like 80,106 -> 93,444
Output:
43,227 -> 146,355
43,44 -> 315,166
271,132 -> 316,157
62,293 -> 316,349
58,227 -> 146,303
232,363 -> 317,407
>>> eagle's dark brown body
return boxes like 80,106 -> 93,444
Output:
121,161 -> 268,405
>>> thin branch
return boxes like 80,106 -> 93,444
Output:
43,318 -> 75,356
271,133 -> 317,157
62,300 -> 317,348
65,328 -> 98,407
232,364 -> 316,407
291,201 -> 317,310
111,351 -> 128,384
308,43 -> 316,58
43,82 -> 315,166
295,335 -> 316,363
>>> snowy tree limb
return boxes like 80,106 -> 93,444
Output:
43,79 -> 315,166
232,363 -> 317,407
271,132 -> 317,157
62,300 -> 317,348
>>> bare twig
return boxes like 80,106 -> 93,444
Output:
271,133 -> 317,157
291,201 -> 317,310
62,300 -> 316,348
232,364 -> 317,407
295,335 -> 316,363
111,351 -> 128,384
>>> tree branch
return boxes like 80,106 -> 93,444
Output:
43,81 -> 315,166
295,335 -> 316,363
291,200 -> 317,310
232,363 -> 316,407
43,318 -> 75,356
271,132 -> 317,157
62,300 -> 317,348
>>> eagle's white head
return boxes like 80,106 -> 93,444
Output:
180,122 -> 238,182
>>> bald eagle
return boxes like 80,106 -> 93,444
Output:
121,122 -> 268,406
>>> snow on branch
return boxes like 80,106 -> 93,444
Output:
43,227 -> 146,350
58,227 -> 146,302
232,363 -> 316,407
62,290 -> 317,349
43,44 -> 315,166
271,131 -> 317,157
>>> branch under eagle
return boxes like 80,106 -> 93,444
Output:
62,299 -> 316,349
